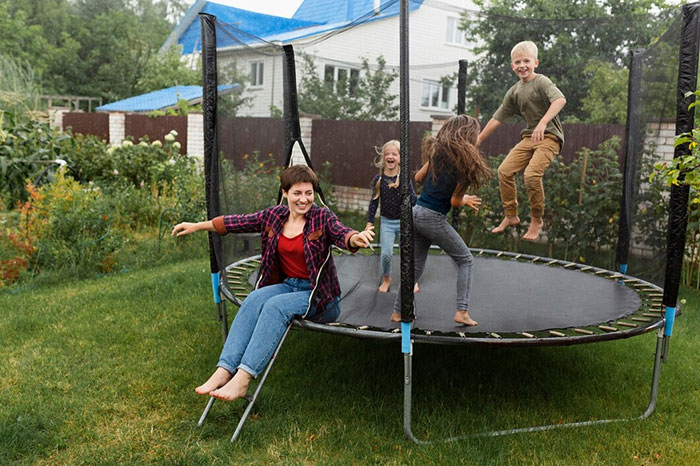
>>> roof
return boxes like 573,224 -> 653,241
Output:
292,0 -> 420,24
96,85 -> 239,112
163,0 -> 424,54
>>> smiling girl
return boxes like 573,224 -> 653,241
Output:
365,140 -> 417,292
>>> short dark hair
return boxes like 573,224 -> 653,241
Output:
280,165 -> 319,192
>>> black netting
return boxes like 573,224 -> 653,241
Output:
198,2 -> 696,321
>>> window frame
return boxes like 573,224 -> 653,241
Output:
249,60 -> 264,88
445,16 -> 468,47
420,79 -> 451,111
324,64 -> 360,95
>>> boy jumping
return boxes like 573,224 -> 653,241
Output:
477,40 -> 566,241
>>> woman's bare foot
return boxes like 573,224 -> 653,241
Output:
413,282 -> 420,293
522,217 -> 543,242
195,367 -> 233,395
391,311 -> 401,322
491,215 -> 520,233
210,369 -> 253,401
454,310 -> 478,326
378,276 -> 391,292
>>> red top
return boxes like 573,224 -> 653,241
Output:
278,232 -> 309,279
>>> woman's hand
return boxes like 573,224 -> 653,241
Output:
462,195 -> 482,212
172,221 -> 206,237
364,222 -> 374,232
350,229 -> 375,249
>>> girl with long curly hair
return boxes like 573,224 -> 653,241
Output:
391,114 -> 491,326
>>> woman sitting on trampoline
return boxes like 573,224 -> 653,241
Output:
391,114 -> 491,326
172,165 -> 374,401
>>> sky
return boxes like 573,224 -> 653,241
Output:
207,0 -> 305,18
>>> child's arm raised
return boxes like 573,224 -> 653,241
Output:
414,161 -> 429,184
476,118 -> 501,147
531,97 -> 566,143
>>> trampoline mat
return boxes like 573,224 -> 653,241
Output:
331,254 -> 643,334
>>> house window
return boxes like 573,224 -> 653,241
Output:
421,80 -> 450,110
324,64 -> 360,94
250,61 -> 264,87
445,16 -> 467,46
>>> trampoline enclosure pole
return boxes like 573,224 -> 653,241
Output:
199,13 -> 228,340
663,3 -> 700,343
616,49 -> 643,276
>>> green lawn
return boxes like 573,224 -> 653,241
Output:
1,257 -> 699,465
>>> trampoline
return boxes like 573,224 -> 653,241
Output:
190,1 -> 700,444
222,249 -> 666,346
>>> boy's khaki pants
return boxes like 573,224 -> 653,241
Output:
497,134 -> 560,219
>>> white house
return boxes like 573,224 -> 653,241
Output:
162,0 -> 477,121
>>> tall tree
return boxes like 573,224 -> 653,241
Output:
462,0 -> 676,122
1,0 -> 190,100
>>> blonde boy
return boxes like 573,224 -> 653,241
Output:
477,41 -> 566,241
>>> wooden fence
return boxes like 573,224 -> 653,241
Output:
63,113 -> 628,187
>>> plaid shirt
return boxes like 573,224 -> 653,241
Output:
212,204 -> 358,317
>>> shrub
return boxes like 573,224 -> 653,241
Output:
25,170 -> 123,276
220,152 -> 281,215
462,137 -> 623,265
0,117 -> 71,207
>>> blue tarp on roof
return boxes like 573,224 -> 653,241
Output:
168,0 -> 424,54
292,0 -> 422,25
96,85 -> 238,112
176,3 -> 320,54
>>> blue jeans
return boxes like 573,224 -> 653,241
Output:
379,216 -> 400,276
217,278 -> 340,378
393,205 -> 474,312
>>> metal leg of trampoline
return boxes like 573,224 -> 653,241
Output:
198,396 -> 216,427
230,322 -> 294,443
403,329 -> 667,444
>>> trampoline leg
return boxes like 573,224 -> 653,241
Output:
403,352 -> 424,444
198,396 -> 216,427
230,321 -> 294,443
401,329 -> 667,444
640,330 -> 665,420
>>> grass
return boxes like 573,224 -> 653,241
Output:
1,256 -> 699,465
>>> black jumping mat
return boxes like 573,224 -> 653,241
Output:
333,254 -> 642,334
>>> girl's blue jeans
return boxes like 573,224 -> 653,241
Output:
217,278 -> 340,378
379,216 -> 400,276
393,205 -> 474,312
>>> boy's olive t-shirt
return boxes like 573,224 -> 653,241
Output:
493,74 -> 565,145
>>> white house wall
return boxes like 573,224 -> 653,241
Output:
218,0 -> 477,121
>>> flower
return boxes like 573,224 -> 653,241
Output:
164,134 -> 175,142
139,141 -> 149,147
113,169 -> 119,175
169,129 -> 178,137
121,140 -> 133,147
173,141 -> 181,150
152,140 -> 162,147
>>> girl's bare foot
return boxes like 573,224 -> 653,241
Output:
195,367 -> 233,395
491,215 -> 520,234
378,276 -> 391,292
210,369 -> 253,401
522,217 -> 543,242
413,282 -> 420,293
454,310 -> 478,326
391,311 -> 401,322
